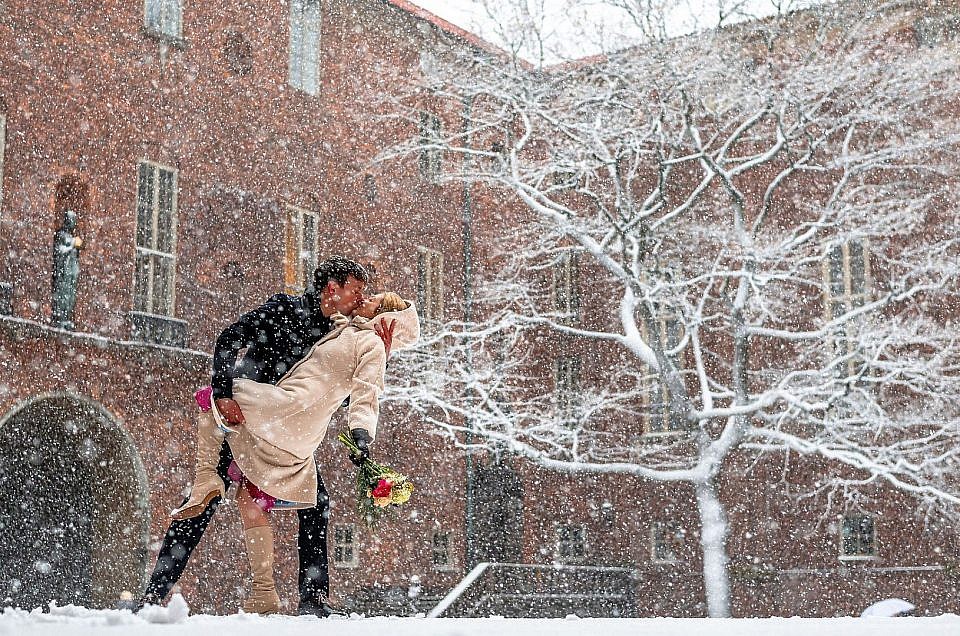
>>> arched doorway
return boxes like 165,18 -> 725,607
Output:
0,393 -> 150,609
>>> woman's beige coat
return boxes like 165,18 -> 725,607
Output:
225,301 -> 420,507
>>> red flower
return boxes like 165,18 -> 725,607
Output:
371,478 -> 393,498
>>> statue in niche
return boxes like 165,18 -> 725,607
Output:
51,209 -> 83,330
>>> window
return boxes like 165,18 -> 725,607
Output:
144,0 -> 182,39
283,205 -> 318,294
840,514 -> 876,559
554,356 -> 581,426
289,0 -> 321,95
363,174 -> 377,203
418,111 -> 442,182
555,524 -> 586,563
824,240 -> 870,320
432,531 -> 454,570
0,112 -> 6,211
915,14 -> 960,47
651,521 -> 683,564
824,240 -> 870,373
333,524 -> 359,568
417,246 -> 443,323
643,311 -> 685,434
134,161 -> 178,317
552,251 -> 580,324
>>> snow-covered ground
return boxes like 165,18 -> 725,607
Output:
1,596 -> 958,636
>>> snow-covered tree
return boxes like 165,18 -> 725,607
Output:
377,1 -> 960,617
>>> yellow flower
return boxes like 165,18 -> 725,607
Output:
391,481 -> 414,504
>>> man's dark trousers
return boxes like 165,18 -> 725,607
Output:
141,440 -> 330,607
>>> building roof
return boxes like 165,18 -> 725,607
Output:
381,0 -> 512,58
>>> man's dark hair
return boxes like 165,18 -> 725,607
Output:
313,255 -> 370,291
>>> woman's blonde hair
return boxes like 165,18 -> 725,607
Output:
378,292 -> 407,314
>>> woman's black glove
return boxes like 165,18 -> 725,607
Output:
349,428 -> 372,466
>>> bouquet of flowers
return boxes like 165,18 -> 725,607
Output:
337,431 -> 414,526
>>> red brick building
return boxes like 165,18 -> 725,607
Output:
0,0 -> 957,618
0,0 -> 494,614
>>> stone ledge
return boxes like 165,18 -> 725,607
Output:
0,313 -> 210,366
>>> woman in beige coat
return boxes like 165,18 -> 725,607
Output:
174,292 -> 419,614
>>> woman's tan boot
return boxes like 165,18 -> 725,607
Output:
170,411 -> 226,520
242,525 -> 281,614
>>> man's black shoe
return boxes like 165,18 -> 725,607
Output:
298,599 -> 345,617
132,592 -> 163,613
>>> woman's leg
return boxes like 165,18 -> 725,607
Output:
238,484 -> 281,614
170,411 -> 227,520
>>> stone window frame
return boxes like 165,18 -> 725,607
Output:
144,0 -> 183,41
553,355 -> 581,428
554,523 -> 587,564
333,523 -> 359,568
133,160 -> 179,318
650,520 -> 683,564
839,513 -> 878,560
431,530 -> 455,571
551,250 -> 580,325
418,110 -> 442,182
283,204 -> 318,294
288,0 -> 321,96
416,246 -> 443,324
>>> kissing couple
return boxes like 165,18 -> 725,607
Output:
141,255 -> 419,615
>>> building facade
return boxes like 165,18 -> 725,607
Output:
0,0 -> 957,618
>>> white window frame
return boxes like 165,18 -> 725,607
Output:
552,251 -> 580,324
289,0 -> 321,95
650,521 -> 682,564
554,523 -> 586,564
333,523 -> 359,568
553,356 -> 581,427
417,246 -> 443,324
839,514 -> 878,560
133,161 -> 178,317
418,111 -> 442,182
144,0 -> 183,40
642,310 -> 686,436
431,530 -> 455,571
284,204 -> 319,294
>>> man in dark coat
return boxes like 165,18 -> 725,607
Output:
139,255 -> 385,616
